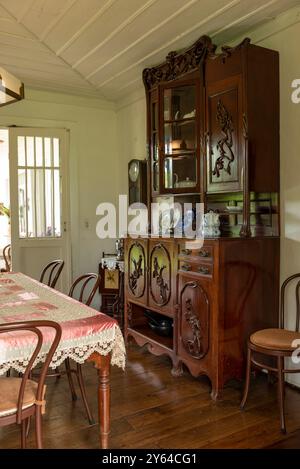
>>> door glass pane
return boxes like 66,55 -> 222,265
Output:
164,155 -> 197,190
44,138 -> 51,166
152,102 -> 158,131
152,133 -> 158,161
53,138 -> 59,167
54,169 -> 61,237
164,121 -> 195,155
16,135 -> 62,238
18,169 -> 26,238
153,161 -> 159,192
35,169 -> 45,237
163,86 -> 196,121
35,137 -> 43,167
45,169 -> 53,236
18,137 -> 25,166
26,137 -> 34,167
26,168 -> 36,237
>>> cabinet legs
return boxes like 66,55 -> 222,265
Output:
210,377 -> 224,401
171,361 -> 183,377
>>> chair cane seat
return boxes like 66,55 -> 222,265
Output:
0,378 -> 38,417
250,328 -> 300,351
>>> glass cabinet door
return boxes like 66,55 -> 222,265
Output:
162,85 -> 198,192
151,100 -> 159,193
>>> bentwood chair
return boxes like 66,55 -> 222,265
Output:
0,320 -> 62,448
241,273 -> 300,433
1,244 -> 11,272
61,274 -> 101,425
39,260 -> 64,289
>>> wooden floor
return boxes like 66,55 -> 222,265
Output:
2,344 -> 300,449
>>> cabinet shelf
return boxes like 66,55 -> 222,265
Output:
127,325 -> 173,351
218,210 -> 273,216
164,151 -> 196,158
164,117 -> 195,125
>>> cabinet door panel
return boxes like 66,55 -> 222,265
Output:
206,75 -> 243,193
178,276 -> 210,360
148,240 -> 174,314
125,238 -> 148,306
158,78 -> 202,194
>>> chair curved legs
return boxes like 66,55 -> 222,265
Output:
21,419 -> 27,449
64,358 -> 94,424
240,346 -> 252,410
241,344 -> 288,433
35,407 -> 43,449
65,358 -> 77,401
76,364 -> 95,425
277,356 -> 286,434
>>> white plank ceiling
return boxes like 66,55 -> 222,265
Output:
0,0 -> 298,101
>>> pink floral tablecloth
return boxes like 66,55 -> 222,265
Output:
0,272 -> 125,375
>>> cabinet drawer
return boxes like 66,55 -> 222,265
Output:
178,244 -> 213,261
178,261 -> 213,278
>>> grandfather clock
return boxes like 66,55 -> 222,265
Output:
128,159 -> 147,205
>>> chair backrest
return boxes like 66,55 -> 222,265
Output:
68,273 -> 100,306
3,244 -> 11,272
280,273 -> 300,331
0,320 -> 61,423
39,260 -> 64,288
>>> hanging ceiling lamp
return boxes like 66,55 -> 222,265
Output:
0,66 -> 24,107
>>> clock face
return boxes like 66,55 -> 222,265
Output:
129,161 -> 139,182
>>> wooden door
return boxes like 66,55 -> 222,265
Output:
178,275 -> 210,361
9,127 -> 71,293
206,75 -> 244,193
125,238 -> 148,306
148,239 -> 174,316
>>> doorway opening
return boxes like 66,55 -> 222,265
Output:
0,128 -> 10,271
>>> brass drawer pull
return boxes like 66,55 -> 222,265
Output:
181,249 -> 191,255
198,249 -> 210,257
181,264 -> 192,271
198,266 -> 209,275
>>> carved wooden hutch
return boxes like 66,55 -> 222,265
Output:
124,36 -> 280,399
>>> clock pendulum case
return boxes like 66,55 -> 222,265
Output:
128,159 -> 147,205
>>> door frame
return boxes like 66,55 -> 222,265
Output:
7,125 -> 72,291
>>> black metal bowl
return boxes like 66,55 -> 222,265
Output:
148,319 -> 173,337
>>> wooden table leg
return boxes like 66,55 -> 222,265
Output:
88,352 -> 111,448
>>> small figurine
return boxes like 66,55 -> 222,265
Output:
115,238 -> 124,261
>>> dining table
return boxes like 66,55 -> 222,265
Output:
0,271 -> 126,448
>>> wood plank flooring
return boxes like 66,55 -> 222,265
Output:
1,344 -> 300,449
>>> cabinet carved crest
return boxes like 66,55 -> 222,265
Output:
150,243 -> 171,306
143,35 -> 216,89
128,242 -> 146,298
180,281 -> 209,359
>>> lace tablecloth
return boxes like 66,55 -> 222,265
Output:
100,257 -> 124,272
0,272 -> 126,375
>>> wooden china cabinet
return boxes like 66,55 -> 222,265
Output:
124,35 -> 280,399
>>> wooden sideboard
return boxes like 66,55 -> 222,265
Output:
125,236 -> 279,399
124,35 -> 280,399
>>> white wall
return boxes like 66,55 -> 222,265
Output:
116,89 -> 146,197
115,6 -> 300,385
0,88 -> 118,280
231,7 -> 300,385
